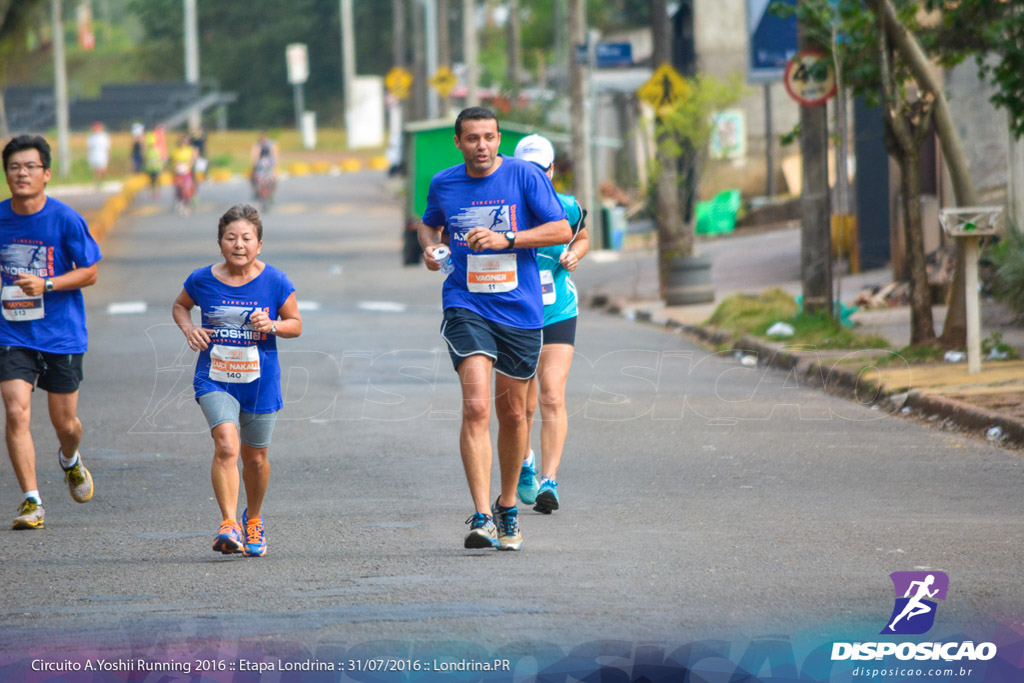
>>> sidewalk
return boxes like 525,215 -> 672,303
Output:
579,229 -> 1024,448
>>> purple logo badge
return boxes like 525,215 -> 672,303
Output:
881,571 -> 949,635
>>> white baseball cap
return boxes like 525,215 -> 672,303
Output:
513,134 -> 555,170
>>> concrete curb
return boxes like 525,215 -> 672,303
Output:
587,294 -> 1024,448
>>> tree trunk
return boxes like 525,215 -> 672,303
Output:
651,0 -> 688,295
897,152 -> 936,345
507,0 -> 522,101
868,0 -> 978,348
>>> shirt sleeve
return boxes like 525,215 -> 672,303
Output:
523,165 -> 567,226
421,177 -> 445,229
64,212 -> 103,270
276,269 -> 296,313
183,269 -> 200,302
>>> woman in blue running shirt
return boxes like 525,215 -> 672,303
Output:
172,204 -> 302,557
512,135 -> 589,514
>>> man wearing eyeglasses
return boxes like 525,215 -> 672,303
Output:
0,135 -> 103,530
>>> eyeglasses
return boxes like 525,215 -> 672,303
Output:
6,163 -> 45,174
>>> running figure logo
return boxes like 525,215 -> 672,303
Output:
0,243 -> 50,278
881,571 -> 949,635
206,304 -> 259,330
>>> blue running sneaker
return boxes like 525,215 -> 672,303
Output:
212,519 -> 243,554
241,508 -> 266,557
464,512 -> 497,549
517,460 -> 539,505
534,478 -> 559,514
492,499 -> 523,551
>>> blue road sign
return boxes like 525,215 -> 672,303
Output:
575,42 -> 634,68
748,0 -> 798,83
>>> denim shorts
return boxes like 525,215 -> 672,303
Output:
198,391 -> 278,448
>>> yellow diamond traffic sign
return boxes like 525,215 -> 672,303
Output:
385,66 -> 413,100
638,63 -> 688,115
428,66 -> 457,99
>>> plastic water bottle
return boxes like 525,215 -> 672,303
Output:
434,246 -> 454,274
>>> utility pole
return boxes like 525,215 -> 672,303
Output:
393,0 -> 406,68
184,0 -> 200,130
568,0 -> 593,247
411,0 -> 426,119
798,23 -> 833,316
421,0 -> 439,119
462,0 -> 479,106
652,0 -> 681,283
51,0 -> 70,179
341,0 -> 356,147
507,0 -> 522,102
437,0 -> 450,116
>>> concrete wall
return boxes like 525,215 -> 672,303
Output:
694,0 -> 802,199
945,59 -> 1010,204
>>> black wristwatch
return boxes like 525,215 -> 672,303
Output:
44,279 -> 54,293
504,231 -> 516,248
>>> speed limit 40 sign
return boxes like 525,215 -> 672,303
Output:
783,50 -> 836,107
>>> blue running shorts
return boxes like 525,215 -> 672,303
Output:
441,307 -> 542,379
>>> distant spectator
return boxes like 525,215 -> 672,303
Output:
153,125 -> 168,163
131,123 -> 145,174
86,122 -> 110,185
190,126 -> 207,158
144,133 -> 163,199
190,126 -> 208,185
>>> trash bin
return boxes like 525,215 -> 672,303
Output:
401,118 -> 567,265
602,206 -> 626,250
695,189 -> 741,235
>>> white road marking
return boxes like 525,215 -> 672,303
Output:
297,300 -> 321,312
107,301 -> 148,315
358,301 -> 407,313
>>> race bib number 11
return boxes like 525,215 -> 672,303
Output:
467,253 -> 518,293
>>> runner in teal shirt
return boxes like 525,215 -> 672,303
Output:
512,135 -> 591,515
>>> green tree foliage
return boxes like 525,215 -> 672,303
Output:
127,0 -> 399,128
922,0 -> 1024,139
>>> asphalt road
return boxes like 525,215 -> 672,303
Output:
1,173 -> 1023,679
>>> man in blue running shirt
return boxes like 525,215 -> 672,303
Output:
419,107 -> 571,551
0,135 -> 102,530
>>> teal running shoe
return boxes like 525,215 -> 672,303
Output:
464,512 -> 497,549
517,461 -> 539,505
492,500 -> 523,551
534,478 -> 559,514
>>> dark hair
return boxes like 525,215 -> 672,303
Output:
454,106 -> 499,138
3,135 -> 52,171
217,204 -> 263,241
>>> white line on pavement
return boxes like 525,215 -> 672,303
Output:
357,301 -> 408,313
107,301 -> 148,315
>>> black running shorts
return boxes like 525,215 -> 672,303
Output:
541,316 -> 577,346
0,346 -> 84,394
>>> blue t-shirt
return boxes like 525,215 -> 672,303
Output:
537,192 -> 584,326
422,156 -> 566,329
0,197 -> 102,354
184,264 -> 295,413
